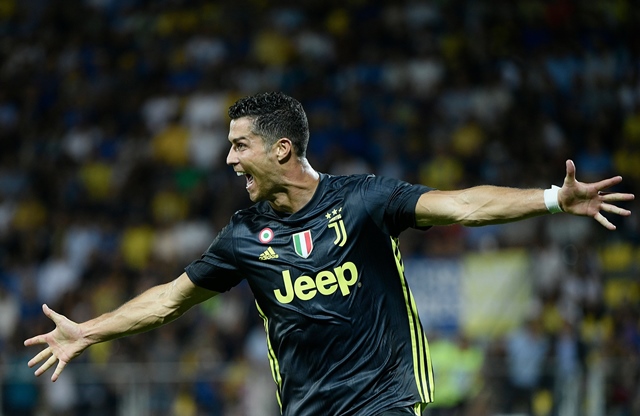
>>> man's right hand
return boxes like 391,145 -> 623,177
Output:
24,304 -> 89,382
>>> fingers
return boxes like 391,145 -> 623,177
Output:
600,202 -> 632,217
594,212 -> 616,231
599,192 -> 635,203
43,303 -> 61,321
593,200 -> 633,230
564,159 -> 576,183
593,175 -> 624,192
27,346 -> 58,378
564,160 -> 631,198
27,346 -> 52,368
36,354 -> 59,378
25,304 -> 74,382
24,305 -> 56,347
593,182 -> 634,230
27,346 -> 67,382
51,361 -> 68,382
24,335 -> 44,347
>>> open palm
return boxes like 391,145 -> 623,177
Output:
559,160 -> 634,230
24,304 -> 88,382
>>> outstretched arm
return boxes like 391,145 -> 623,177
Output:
415,159 -> 634,228
24,272 -> 217,382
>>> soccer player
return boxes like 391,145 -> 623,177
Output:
25,92 -> 634,416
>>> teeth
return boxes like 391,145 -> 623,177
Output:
236,172 -> 245,176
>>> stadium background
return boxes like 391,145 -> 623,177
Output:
0,0 -> 638,415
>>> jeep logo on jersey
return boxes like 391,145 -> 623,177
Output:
292,230 -> 313,258
274,261 -> 359,304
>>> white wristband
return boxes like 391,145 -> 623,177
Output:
544,185 -> 563,214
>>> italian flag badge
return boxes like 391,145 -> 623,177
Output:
292,230 -> 313,258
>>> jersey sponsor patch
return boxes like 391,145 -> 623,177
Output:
274,261 -> 359,303
292,230 -> 313,258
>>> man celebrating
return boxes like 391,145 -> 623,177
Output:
25,92 -> 634,416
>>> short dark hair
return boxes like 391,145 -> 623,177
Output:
228,92 -> 310,158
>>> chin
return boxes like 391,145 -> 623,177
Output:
247,191 -> 263,202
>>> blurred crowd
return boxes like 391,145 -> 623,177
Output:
0,0 -> 639,415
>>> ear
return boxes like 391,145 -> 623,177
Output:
274,138 -> 293,162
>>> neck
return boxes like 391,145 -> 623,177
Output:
269,159 -> 320,214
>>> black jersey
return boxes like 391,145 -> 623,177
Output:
186,173 -> 435,416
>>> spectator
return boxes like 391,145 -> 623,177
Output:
504,317 -> 551,414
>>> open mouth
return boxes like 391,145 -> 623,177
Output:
237,171 -> 254,189
245,174 -> 254,188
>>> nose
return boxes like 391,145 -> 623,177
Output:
226,146 -> 237,166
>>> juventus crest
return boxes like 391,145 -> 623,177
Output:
326,207 -> 347,247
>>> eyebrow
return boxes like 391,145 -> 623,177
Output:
229,136 -> 248,144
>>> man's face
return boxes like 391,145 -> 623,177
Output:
226,117 -> 279,202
